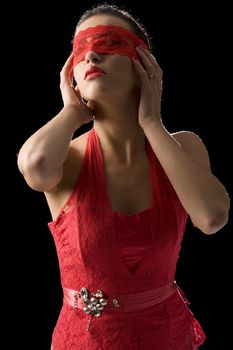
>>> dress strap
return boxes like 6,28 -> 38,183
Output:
145,137 -> 161,207
83,127 -> 110,208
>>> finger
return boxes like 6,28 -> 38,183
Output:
136,47 -> 162,79
142,48 -> 163,80
132,58 -> 150,87
136,47 -> 158,74
137,47 -> 159,65
61,52 -> 74,72
133,58 -> 162,96
137,49 -> 163,88
60,53 -> 74,84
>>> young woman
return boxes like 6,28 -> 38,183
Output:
17,4 -> 230,350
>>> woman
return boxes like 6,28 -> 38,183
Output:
17,4 -> 230,350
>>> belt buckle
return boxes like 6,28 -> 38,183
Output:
79,287 -> 108,333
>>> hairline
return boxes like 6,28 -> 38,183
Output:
76,14 -> 138,36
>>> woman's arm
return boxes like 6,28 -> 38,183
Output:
133,47 -> 230,234
17,53 -> 93,192
142,123 -> 230,234
17,106 -> 84,191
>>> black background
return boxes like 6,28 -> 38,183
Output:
7,0 -> 232,349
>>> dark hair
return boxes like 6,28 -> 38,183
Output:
75,3 -> 152,50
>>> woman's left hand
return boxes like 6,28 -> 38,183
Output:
133,46 -> 163,129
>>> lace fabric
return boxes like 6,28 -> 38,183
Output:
73,25 -> 149,66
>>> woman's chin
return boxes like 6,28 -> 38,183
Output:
83,91 -> 109,104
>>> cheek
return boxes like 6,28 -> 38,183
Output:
113,56 -> 135,81
121,61 -> 137,86
73,64 -> 84,84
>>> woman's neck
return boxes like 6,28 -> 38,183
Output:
93,115 -> 146,165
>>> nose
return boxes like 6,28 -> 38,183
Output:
85,50 -> 102,64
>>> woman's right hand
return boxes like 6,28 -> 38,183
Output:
60,53 -> 94,125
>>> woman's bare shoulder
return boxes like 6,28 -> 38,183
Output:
171,130 -> 206,151
171,130 -> 211,170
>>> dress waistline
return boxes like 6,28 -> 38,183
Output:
63,281 -> 177,313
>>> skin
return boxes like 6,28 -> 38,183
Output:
17,14 -> 230,234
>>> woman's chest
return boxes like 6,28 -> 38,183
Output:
105,161 -> 152,216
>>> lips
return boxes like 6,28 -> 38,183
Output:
84,67 -> 106,80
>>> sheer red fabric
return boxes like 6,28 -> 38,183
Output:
72,25 -> 149,67
48,128 -> 206,349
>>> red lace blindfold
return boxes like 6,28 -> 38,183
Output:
72,25 -> 149,67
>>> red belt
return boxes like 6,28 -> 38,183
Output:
63,281 -> 177,332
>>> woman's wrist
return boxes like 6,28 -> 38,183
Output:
59,105 -> 84,131
140,116 -> 163,132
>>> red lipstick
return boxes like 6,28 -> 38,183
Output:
84,67 -> 106,80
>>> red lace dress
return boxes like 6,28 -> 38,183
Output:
48,127 -> 206,349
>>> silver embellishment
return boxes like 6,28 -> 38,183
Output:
80,288 -> 108,333
112,299 -> 120,308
